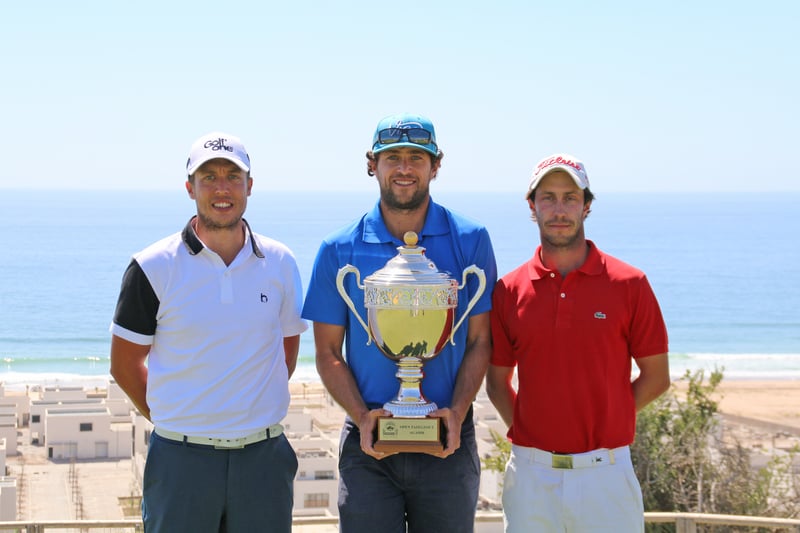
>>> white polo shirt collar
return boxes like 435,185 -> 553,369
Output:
180,216 -> 265,259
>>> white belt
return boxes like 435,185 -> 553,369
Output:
513,444 -> 629,469
155,424 -> 283,449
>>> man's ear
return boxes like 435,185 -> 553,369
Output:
528,197 -> 538,222
185,179 -> 195,199
432,159 -> 441,179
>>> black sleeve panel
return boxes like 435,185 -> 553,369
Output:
112,259 -> 159,336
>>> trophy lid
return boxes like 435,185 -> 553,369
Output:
364,231 -> 454,286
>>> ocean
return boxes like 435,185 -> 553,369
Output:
1,189 -> 799,388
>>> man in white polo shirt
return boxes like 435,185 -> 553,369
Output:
110,131 -> 308,533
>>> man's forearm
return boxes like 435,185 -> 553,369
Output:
449,314 -> 492,423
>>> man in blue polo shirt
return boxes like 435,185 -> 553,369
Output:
110,131 -> 308,533
302,113 -> 497,533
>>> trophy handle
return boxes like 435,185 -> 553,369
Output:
450,265 -> 487,345
336,264 -> 373,345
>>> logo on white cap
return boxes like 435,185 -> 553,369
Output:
204,137 -> 235,153
186,132 -> 250,176
527,153 -> 589,196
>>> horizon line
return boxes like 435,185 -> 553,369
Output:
4,187 -> 800,194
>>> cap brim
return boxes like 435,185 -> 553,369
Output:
527,166 -> 588,198
373,142 -> 438,157
187,155 -> 250,176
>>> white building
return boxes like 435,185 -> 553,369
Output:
0,394 -> 29,428
283,392 -> 342,518
0,415 -> 16,457
45,406 -> 132,460
293,442 -> 338,516
105,381 -> 134,417
0,438 -> 16,522
0,476 -> 16,521
30,399 -> 104,445
40,386 -> 88,402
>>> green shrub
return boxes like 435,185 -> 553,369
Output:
632,368 -> 800,524
482,428 -> 511,482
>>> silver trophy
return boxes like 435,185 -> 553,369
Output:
336,231 -> 486,452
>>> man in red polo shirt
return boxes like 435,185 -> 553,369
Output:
486,153 -> 670,532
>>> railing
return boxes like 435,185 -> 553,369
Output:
0,520 -> 143,533
645,512 -> 800,532
0,513 -> 798,532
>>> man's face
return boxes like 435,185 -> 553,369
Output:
530,171 -> 590,248
185,159 -> 252,231
372,147 -> 439,212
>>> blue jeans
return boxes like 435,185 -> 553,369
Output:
338,411 -> 480,533
142,430 -> 298,533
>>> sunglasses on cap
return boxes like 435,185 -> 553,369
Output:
376,128 -> 437,148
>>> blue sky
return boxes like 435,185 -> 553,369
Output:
2,1 -> 797,193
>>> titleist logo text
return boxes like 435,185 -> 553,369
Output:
535,156 -> 582,176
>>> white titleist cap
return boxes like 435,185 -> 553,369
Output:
186,132 -> 250,176
527,153 -> 589,198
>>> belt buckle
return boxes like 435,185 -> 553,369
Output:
551,454 -> 573,469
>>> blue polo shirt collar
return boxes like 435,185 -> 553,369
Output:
361,198 -> 450,244
181,217 -> 265,258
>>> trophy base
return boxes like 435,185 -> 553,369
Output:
373,416 -> 444,454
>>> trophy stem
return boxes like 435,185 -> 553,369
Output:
383,356 -> 438,417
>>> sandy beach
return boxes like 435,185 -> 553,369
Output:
670,378 -> 800,430
669,378 -> 800,459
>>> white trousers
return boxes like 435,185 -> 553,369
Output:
502,445 -> 644,533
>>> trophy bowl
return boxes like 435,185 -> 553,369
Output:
336,231 -> 486,452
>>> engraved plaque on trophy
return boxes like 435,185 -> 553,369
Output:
336,231 -> 486,453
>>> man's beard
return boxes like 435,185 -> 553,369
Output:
540,219 -> 584,249
197,212 -> 242,231
542,231 -> 582,249
380,185 -> 429,212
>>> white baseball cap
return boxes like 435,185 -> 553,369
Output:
186,132 -> 250,176
527,153 -> 590,198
